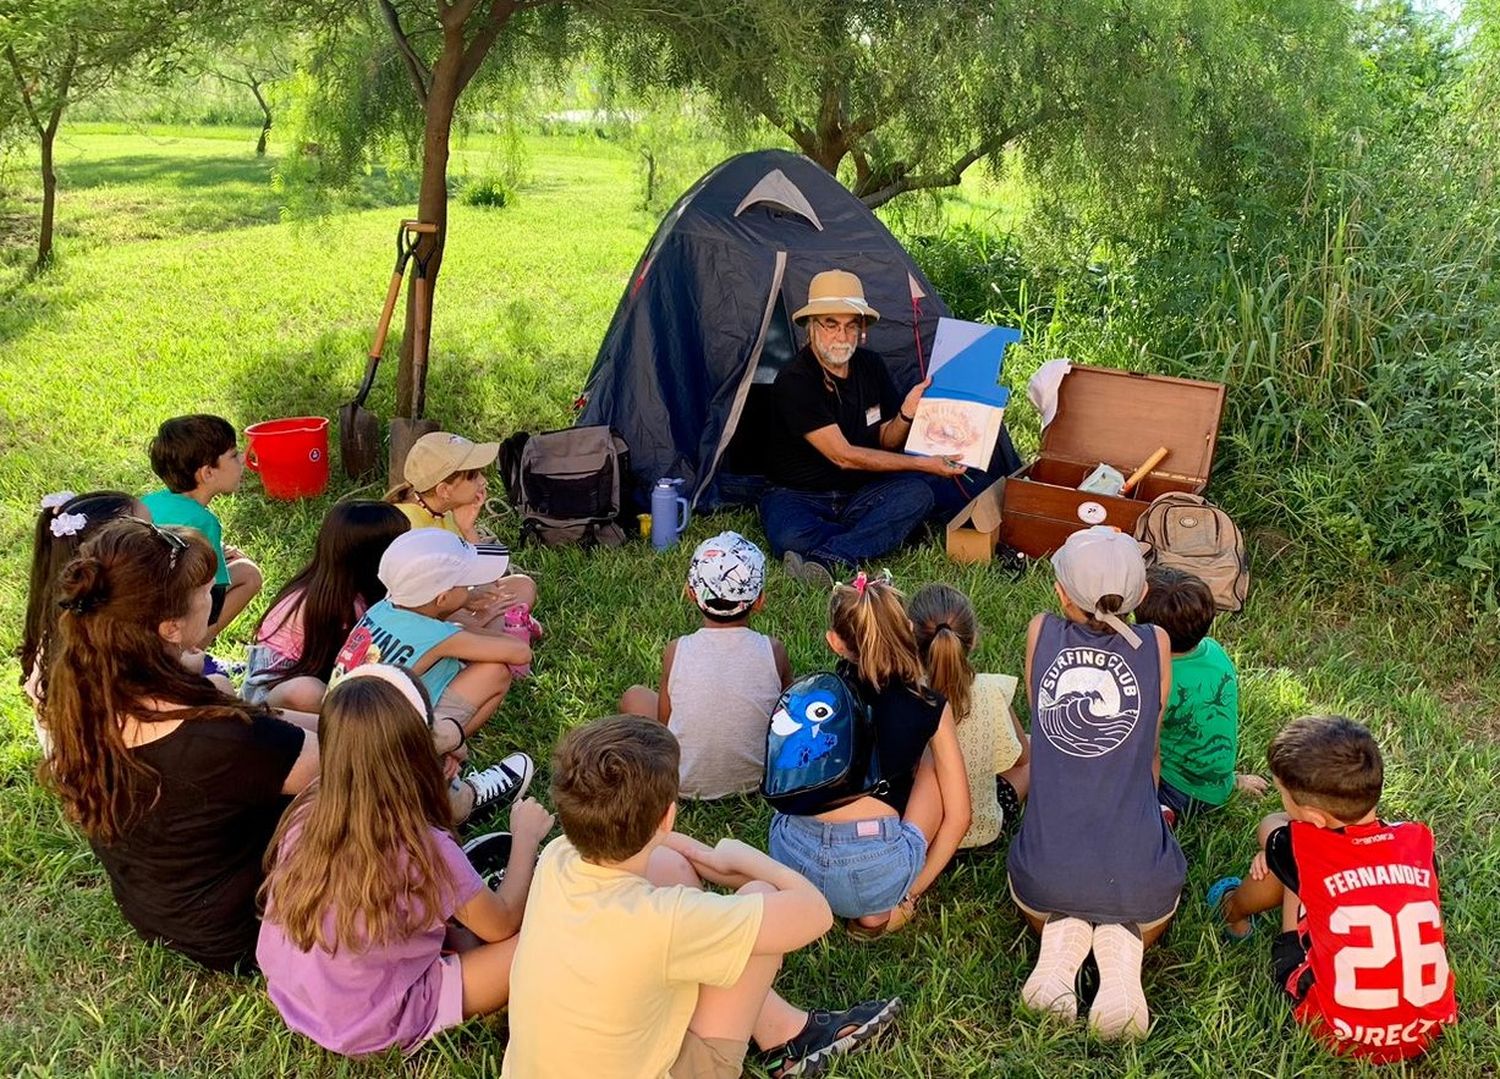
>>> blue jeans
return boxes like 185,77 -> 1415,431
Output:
1158,778 -> 1223,821
760,476 -> 934,568
768,813 -> 927,919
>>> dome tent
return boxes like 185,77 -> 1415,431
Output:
579,148 -> 998,513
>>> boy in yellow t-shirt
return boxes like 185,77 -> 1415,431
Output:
502,715 -> 900,1079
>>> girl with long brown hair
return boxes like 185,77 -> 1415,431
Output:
909,583 -> 1031,849
20,490 -> 149,749
256,666 -> 553,1057
767,572 -> 971,939
39,517 -> 318,972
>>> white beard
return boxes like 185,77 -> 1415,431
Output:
819,341 -> 856,368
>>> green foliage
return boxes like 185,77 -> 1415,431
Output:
461,175 -> 510,207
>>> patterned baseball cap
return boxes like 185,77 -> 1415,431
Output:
686,531 -> 766,616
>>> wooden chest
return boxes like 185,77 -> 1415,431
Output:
997,364 -> 1226,558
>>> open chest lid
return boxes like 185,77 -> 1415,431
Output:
1038,364 -> 1226,484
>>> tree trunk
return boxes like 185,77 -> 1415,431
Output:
394,45 -> 461,419
37,115 -> 60,271
251,79 -> 271,156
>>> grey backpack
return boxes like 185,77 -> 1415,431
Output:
501,425 -> 630,547
1134,492 -> 1249,612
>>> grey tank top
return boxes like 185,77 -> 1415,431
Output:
1007,614 -> 1186,924
667,627 -> 781,799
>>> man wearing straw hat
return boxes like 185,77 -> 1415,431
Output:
762,269 -> 1002,587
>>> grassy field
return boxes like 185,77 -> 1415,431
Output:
1,125 -> 1498,1077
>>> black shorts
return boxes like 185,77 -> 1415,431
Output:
1271,930 -> 1315,1005
208,583 -> 227,627
996,774 -> 1023,837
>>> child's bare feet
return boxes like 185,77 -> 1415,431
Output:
1235,772 -> 1269,796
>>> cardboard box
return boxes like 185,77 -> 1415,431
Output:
998,365 -> 1225,558
946,481 -> 1006,564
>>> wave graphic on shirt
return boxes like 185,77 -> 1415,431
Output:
1036,663 -> 1140,758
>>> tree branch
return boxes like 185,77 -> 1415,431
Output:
4,45 -> 45,136
377,0 -> 430,103
43,36 -> 79,141
858,106 -> 1067,208
456,0 -> 526,91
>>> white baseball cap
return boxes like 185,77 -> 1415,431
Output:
1051,526 -> 1147,648
378,529 -> 510,607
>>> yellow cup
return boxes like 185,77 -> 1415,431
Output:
638,513 -> 652,538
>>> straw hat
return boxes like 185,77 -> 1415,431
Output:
792,269 -> 881,324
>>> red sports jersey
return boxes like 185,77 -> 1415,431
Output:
1289,819 -> 1457,1062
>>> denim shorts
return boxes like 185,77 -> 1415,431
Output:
241,644 -> 290,705
768,813 -> 927,919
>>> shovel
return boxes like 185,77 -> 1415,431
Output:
388,228 -> 441,485
338,223 -> 423,479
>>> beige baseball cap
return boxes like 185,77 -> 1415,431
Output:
404,431 -> 499,491
1051,526 -> 1148,649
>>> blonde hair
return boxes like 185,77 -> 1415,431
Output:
909,584 -> 978,722
259,676 -> 455,954
828,575 -> 923,692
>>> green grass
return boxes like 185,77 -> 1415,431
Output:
1,127 -> 1498,1077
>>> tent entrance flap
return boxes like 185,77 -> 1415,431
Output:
694,250 -> 788,508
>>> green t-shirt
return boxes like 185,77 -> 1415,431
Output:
142,489 -> 229,586
1158,637 -> 1239,806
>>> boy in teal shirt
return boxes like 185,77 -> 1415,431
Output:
142,414 -> 262,636
1136,567 -> 1266,820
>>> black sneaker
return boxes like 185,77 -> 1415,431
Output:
461,831 -> 513,890
759,997 -> 901,1077
783,551 -> 835,590
462,752 -> 534,818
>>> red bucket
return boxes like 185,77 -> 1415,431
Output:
245,416 -> 331,500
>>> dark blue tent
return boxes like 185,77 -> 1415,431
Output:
579,149 -> 961,512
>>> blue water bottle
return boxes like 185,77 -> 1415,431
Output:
650,479 -> 690,551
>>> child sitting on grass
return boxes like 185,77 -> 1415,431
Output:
768,573 -> 971,939
1210,715 -> 1456,1063
386,430 -> 539,630
21,491 -> 152,747
1135,566 -> 1267,822
331,529 -> 532,739
501,714 -> 900,1079
244,500 -> 410,711
908,583 -> 1030,848
1007,526 -> 1184,1040
142,414 -> 263,636
257,667 -> 553,1058
619,531 -> 791,799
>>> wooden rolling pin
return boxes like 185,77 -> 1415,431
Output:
1120,446 -> 1169,496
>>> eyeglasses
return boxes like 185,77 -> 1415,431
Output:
153,524 -> 188,570
814,317 -> 863,337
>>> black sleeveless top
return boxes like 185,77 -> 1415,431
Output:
848,661 -> 944,817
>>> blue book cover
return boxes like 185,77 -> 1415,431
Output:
906,319 -> 1019,469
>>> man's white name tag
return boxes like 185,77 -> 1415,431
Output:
865,406 -> 881,427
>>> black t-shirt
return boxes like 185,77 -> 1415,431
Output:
90,711 -> 304,972
767,345 -> 903,492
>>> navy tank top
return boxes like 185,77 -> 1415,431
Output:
1007,614 -> 1186,924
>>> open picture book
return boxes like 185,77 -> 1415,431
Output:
905,318 -> 1020,470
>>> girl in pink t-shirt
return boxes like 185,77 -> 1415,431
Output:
244,502 -> 409,710
257,666 -> 552,1057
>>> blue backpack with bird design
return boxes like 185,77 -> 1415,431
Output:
761,671 -> 884,813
